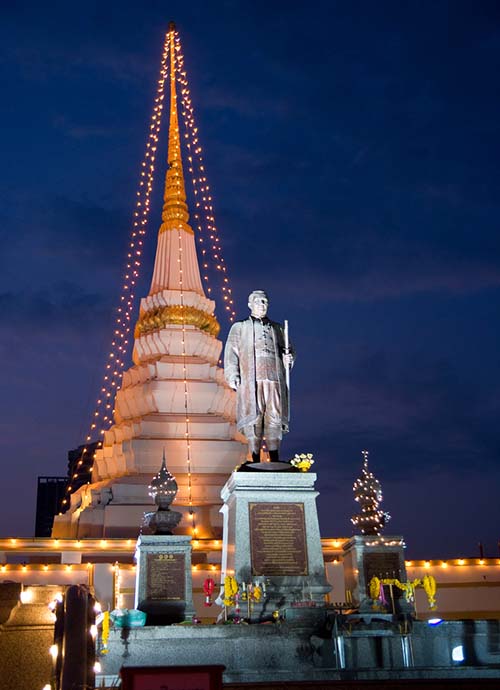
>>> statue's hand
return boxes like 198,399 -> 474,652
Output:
229,376 -> 241,390
283,353 -> 294,369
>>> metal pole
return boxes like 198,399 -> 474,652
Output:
284,320 -> 290,420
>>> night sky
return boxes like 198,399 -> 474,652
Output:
2,1 -> 500,558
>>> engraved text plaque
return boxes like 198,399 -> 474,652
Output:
146,552 -> 185,601
249,502 -> 308,576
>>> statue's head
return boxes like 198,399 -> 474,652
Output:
248,290 -> 269,319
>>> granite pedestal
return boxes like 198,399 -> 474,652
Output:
220,471 -> 330,621
96,619 -> 500,685
135,535 -> 195,624
343,535 -> 408,612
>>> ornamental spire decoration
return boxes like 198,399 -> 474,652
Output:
149,22 -> 204,295
162,22 -> 189,229
351,450 -> 391,536
145,448 -> 182,535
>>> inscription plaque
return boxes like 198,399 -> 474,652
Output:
146,552 -> 185,601
363,552 -> 402,597
249,502 -> 308,576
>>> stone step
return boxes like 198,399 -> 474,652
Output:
115,378 -> 235,421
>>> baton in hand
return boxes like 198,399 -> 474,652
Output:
284,319 -> 291,420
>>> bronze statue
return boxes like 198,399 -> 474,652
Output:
224,291 -> 294,462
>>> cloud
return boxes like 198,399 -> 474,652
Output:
52,115 -> 117,140
220,195 -> 500,302
1,6 -> 154,85
290,348 -> 500,477
0,282 -> 113,337
0,194 -> 132,277
40,196 -> 131,264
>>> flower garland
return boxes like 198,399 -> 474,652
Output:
252,585 -> 262,602
242,583 -> 262,602
101,611 -> 110,655
369,576 -> 381,601
369,575 -> 437,610
422,574 -> 437,609
203,577 -> 215,607
222,575 -> 239,607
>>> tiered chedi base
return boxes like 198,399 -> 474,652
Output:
53,294 -> 247,539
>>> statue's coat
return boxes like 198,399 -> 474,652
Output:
224,318 -> 290,433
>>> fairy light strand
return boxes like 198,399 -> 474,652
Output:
351,450 -> 391,536
174,32 -> 236,322
167,26 -> 197,537
62,26 -> 239,522
61,33 -> 171,509
178,225 -> 196,537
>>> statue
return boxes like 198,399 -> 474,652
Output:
224,290 -> 294,463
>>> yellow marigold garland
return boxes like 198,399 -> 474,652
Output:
369,576 -> 437,610
101,610 -> 110,654
223,575 -> 239,607
422,575 -> 437,609
369,576 -> 381,600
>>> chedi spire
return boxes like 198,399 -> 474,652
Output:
161,24 -> 189,229
148,23 -> 205,297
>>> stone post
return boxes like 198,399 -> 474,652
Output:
342,535 -> 407,612
220,471 -> 330,621
135,534 -> 195,624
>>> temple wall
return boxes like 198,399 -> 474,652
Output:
2,539 -> 500,622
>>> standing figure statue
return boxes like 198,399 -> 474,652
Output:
224,290 -> 294,463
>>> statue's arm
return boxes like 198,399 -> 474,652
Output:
224,323 -> 242,389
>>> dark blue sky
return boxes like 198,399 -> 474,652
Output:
1,1 -> 500,557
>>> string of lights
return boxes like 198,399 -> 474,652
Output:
174,31 -> 237,323
62,25 -> 240,524
60,32 -> 171,509
167,26 -> 198,536
178,225 -> 197,537
351,450 -> 391,536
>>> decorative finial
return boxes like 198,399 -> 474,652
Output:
160,25 -> 190,228
351,450 -> 391,536
144,450 -> 182,534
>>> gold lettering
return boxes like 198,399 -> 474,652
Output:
249,503 -> 308,576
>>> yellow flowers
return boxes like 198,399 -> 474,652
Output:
252,585 -> 262,602
222,575 -> 239,606
369,576 -> 381,600
101,611 -> 110,654
422,574 -> 437,609
368,575 -> 437,610
290,453 -> 315,472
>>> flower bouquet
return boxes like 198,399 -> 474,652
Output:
290,453 -> 315,472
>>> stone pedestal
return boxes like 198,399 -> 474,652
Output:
135,535 -> 195,624
342,535 -> 408,612
220,472 -> 330,620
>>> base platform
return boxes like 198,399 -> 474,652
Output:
96,618 -> 500,686
237,461 -> 300,472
